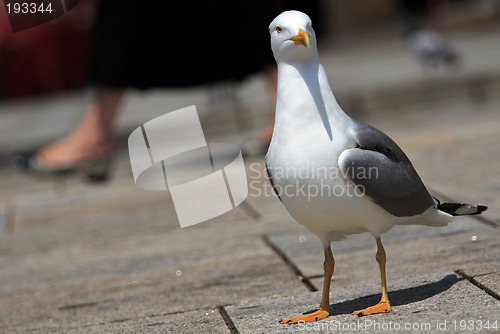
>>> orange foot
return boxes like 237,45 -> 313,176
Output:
351,301 -> 392,317
280,307 -> 330,324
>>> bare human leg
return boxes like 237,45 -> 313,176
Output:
38,87 -> 124,168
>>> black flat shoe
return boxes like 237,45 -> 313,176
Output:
11,151 -> 111,183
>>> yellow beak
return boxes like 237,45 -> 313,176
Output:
290,28 -> 310,48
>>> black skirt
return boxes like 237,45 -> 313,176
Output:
88,0 -> 322,89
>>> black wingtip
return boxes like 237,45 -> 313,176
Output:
476,205 -> 488,214
438,202 -> 488,216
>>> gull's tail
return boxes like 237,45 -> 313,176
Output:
437,202 -> 488,216
396,198 -> 487,227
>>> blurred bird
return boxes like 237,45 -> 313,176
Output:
266,10 -> 486,324
403,23 -> 460,70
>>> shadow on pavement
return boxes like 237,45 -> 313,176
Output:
329,274 -> 461,315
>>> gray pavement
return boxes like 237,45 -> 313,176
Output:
1,24 -> 500,333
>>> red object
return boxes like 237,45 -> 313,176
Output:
0,0 -> 98,98
425,0 -> 449,13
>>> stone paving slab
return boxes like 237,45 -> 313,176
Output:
459,262 -> 500,300
5,308 -> 229,334
64,309 -> 230,334
226,272 -> 500,334
0,196 -> 309,329
267,216 -> 487,260
0,171 -> 307,333
1,253 -> 304,333
266,222 -> 499,291
309,232 -> 500,297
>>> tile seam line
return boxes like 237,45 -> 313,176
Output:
11,305 -> 238,332
455,269 -> 500,301
262,234 -> 318,292
218,305 -> 240,334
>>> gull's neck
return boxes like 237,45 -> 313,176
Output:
274,56 -> 351,141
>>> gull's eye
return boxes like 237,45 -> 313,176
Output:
275,26 -> 282,34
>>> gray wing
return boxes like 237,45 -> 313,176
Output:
339,121 -> 435,217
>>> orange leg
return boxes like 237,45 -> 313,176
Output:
280,245 -> 334,324
352,237 -> 392,316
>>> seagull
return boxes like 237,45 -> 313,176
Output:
265,10 -> 487,324
405,27 -> 460,70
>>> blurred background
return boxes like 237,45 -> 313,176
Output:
0,0 -> 499,154
1,0 -> 500,96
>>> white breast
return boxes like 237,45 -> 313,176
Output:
266,61 -> 397,241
